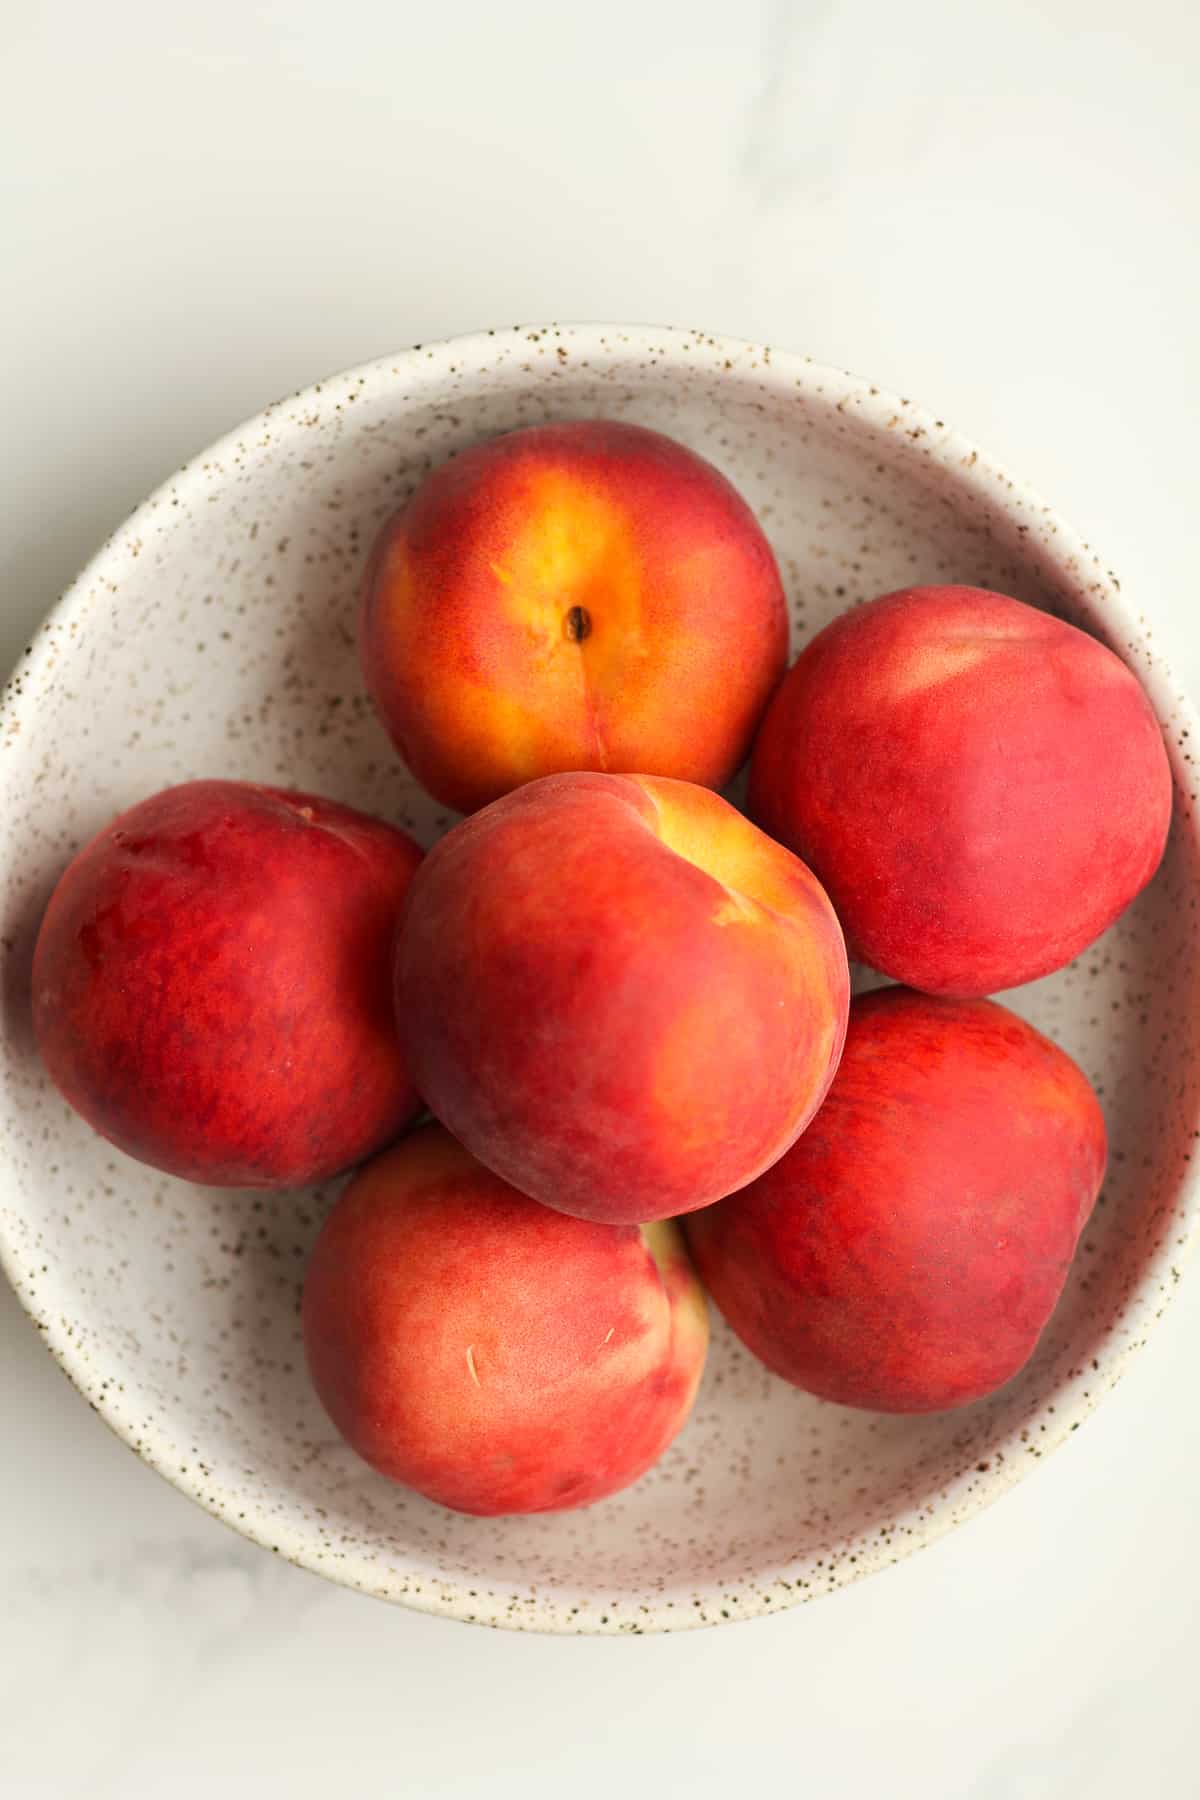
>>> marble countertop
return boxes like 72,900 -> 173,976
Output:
2,3 -> 1197,1795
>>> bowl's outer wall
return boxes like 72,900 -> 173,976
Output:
2,324 -> 1198,1633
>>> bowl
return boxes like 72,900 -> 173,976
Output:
2,323 -> 1198,1634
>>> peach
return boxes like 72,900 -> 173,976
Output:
397,771 -> 849,1224
33,780 -> 423,1187
685,988 -> 1107,1413
749,585 -> 1172,996
360,419 -> 788,813
301,1123 -> 709,1515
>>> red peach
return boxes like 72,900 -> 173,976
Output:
749,585 -> 1172,996
396,772 -> 850,1225
685,988 -> 1107,1413
33,780 -> 423,1187
360,419 -> 788,813
301,1123 -> 709,1515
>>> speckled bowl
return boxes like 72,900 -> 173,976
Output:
2,324 -> 1198,1634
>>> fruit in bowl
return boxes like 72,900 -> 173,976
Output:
685,987 -> 1108,1412
359,419 -> 788,813
32,780 -> 424,1188
302,1123 -> 709,1515
3,325 -> 1192,1630
750,585 -> 1173,996
396,770 -> 850,1224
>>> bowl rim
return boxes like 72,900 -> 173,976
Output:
3,319 -> 1199,1634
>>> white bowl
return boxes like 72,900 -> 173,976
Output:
2,324 -> 1198,1634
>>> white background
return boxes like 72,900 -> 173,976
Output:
2,3 -> 1198,1795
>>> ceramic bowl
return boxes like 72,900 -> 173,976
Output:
2,324 -> 1198,1634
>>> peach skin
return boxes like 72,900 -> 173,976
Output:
360,419 -> 788,813
396,771 -> 850,1224
301,1123 -> 710,1515
33,780 -> 423,1188
686,988 -> 1108,1413
749,585 -> 1172,996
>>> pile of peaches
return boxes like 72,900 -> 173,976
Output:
32,421 -> 1172,1517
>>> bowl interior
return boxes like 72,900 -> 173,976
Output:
2,326 -> 1198,1632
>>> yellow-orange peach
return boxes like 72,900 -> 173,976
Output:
360,419 -> 788,813
396,772 -> 850,1224
301,1124 -> 709,1515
